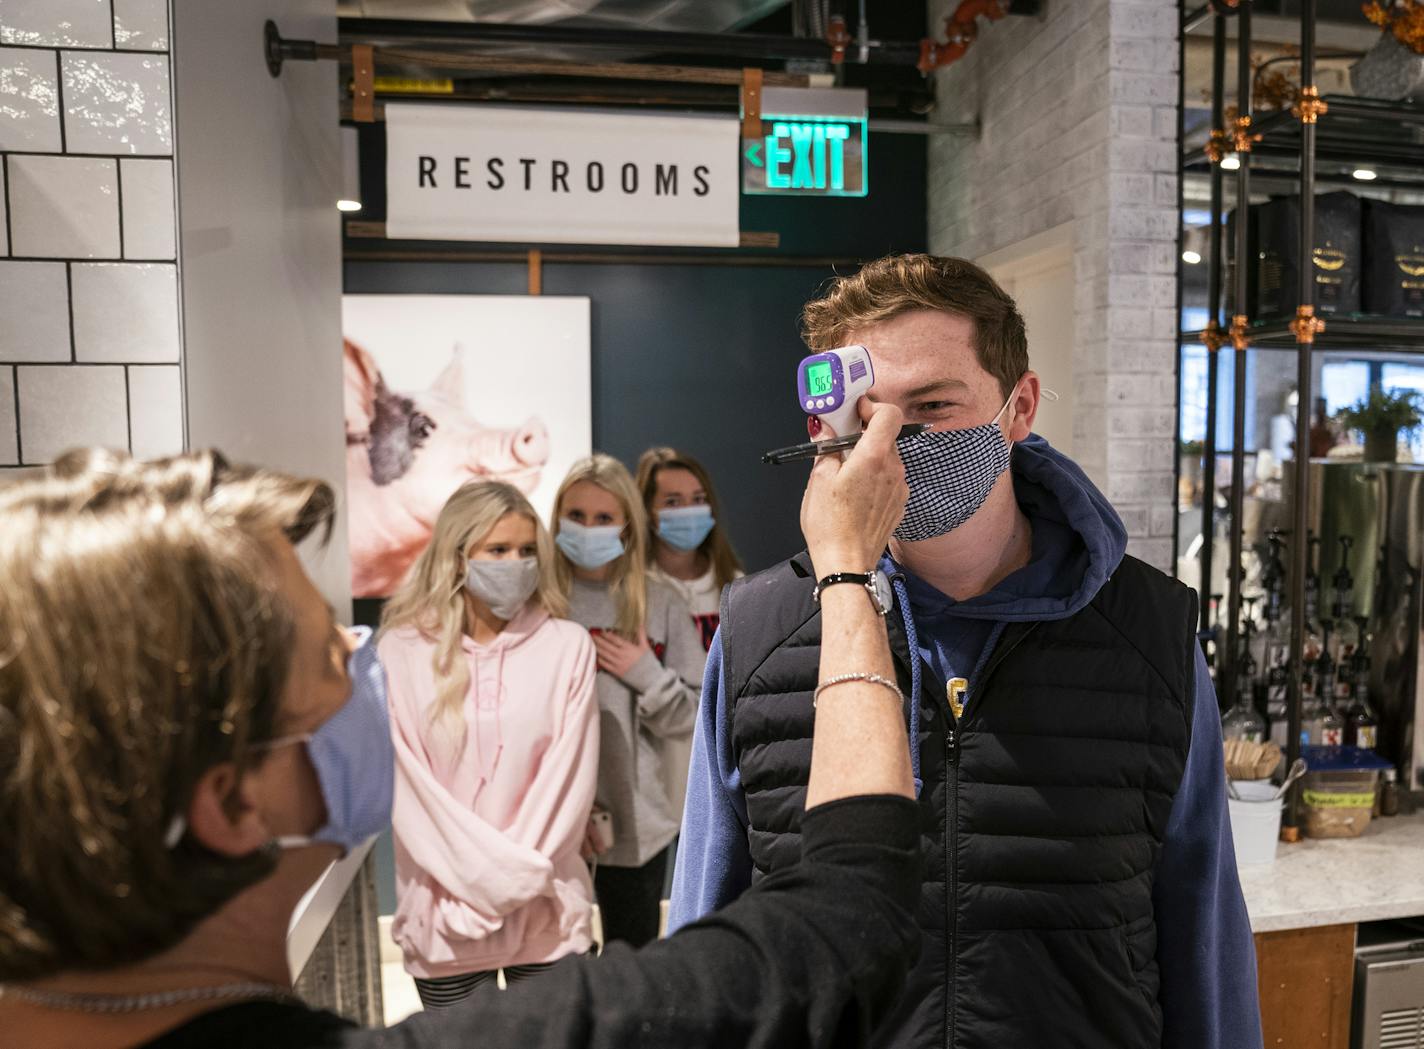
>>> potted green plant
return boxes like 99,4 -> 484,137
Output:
1336,388 -> 1423,463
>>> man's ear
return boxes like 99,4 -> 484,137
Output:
1007,372 -> 1041,442
186,762 -> 270,858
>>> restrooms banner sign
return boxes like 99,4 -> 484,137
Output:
384,103 -> 741,247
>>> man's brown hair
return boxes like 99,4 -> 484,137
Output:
801,254 -> 1029,398
0,448 -> 334,980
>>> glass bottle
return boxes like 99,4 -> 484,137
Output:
1346,622 -> 1378,749
1380,769 -> 1400,817
1332,535 -> 1358,658
1314,621 -> 1345,747
1265,650 -> 1290,750
1303,534 -> 1324,661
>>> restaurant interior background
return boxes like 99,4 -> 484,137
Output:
7,0 -> 1424,1045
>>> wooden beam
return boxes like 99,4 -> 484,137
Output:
370,48 -> 810,88
527,249 -> 542,295
345,222 -> 780,251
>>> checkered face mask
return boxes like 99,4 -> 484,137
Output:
893,388 -> 1016,543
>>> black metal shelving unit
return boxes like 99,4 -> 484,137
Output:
1181,0 -> 1424,834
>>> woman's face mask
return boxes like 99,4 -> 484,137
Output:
165,626 -> 394,856
657,504 -> 715,552
892,385 -> 1017,543
465,557 -> 539,620
556,518 -> 626,570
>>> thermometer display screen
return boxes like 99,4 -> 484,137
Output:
806,361 -> 834,396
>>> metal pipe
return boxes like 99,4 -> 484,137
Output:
1225,0 -> 1253,709
1200,12 -> 1227,634
337,16 -> 923,65
1285,0 -> 1319,834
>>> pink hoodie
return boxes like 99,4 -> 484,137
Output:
378,606 -> 598,979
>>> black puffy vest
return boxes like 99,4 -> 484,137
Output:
719,551 -> 1195,1049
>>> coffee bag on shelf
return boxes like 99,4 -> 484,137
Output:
1256,191 -> 1362,319
1363,199 -> 1424,317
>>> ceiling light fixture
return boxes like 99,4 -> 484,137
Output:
337,199 -> 363,212
1353,168 -> 1378,181
1221,155 -> 1241,171
1182,250 -> 1202,265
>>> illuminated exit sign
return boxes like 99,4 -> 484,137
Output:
742,86 -> 867,198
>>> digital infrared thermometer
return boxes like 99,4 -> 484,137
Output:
797,345 -> 875,437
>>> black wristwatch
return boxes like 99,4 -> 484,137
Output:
812,571 -> 890,617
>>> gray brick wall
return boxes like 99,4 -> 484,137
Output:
0,0 -> 183,474
928,0 -> 1179,571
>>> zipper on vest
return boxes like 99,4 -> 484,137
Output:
945,705 -> 960,1049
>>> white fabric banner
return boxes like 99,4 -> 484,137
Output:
384,103 -> 741,247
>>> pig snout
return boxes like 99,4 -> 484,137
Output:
467,418 -> 550,475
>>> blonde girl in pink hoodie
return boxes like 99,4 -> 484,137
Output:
378,481 -> 598,1009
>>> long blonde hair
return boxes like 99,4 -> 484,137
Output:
380,480 -> 565,727
552,454 -> 649,640
635,446 -> 744,591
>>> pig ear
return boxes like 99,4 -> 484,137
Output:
432,345 -> 466,405
344,339 -> 381,439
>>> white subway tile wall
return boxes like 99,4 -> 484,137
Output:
0,369 -> 16,465
72,262 -> 180,363
17,365 -> 129,462
126,363 -> 182,458
8,154 -> 121,258
118,157 -> 174,258
0,261 -> 72,362
61,51 -> 172,155
112,0 -> 168,51
0,0 -> 182,465
0,0 -> 112,50
0,47 -> 63,152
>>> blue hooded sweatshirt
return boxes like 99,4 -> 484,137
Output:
669,435 -> 1263,1049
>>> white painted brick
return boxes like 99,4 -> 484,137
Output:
1109,36 -> 1179,74
1150,503 -> 1177,537
1109,208 -> 1179,242
1107,338 -> 1176,373
1108,470 -> 1173,503
1107,307 -> 1155,339
1126,537 -> 1174,572
1109,3 -> 1178,40
1109,172 -> 1155,203
1108,135 -> 1179,174
1110,438 -> 1176,473
1108,407 -> 1176,437
1109,72 -> 1178,107
1153,105 -> 1180,141
1154,172 -> 1179,208
1118,505 -> 1150,535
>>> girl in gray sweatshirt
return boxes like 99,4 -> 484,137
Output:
552,454 -> 706,948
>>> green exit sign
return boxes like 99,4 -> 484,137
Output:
741,88 -> 867,198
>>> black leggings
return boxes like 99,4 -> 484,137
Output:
413,962 -> 556,1009
594,846 -> 671,948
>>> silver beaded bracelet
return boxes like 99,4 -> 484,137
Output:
812,672 -> 904,707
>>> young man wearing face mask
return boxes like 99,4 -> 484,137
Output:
670,254 -> 1262,1049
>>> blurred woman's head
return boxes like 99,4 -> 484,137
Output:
0,448 -> 342,983
552,454 -> 648,639
635,447 -> 742,589
381,480 -> 564,725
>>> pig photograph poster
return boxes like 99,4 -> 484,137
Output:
343,294 -> 593,598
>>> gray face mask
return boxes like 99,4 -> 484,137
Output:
465,557 -> 540,620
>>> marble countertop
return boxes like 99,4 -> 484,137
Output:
1240,812 -> 1424,933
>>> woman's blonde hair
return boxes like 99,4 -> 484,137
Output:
635,446 -> 744,591
380,480 -> 565,728
552,454 -> 649,640
0,448 -> 334,981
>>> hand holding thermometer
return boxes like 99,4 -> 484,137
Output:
764,344 -> 929,464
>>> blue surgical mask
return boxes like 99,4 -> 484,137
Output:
556,519 -> 625,570
657,505 -> 715,552
164,625 -> 394,856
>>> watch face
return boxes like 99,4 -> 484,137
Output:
874,569 -> 893,612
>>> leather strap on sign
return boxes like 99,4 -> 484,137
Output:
741,67 -> 763,141
352,45 -> 375,123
